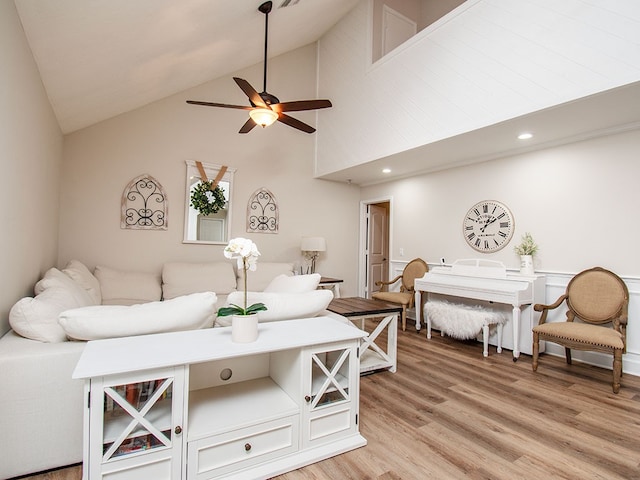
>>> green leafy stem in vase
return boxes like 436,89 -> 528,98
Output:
217,237 -> 268,317
514,232 -> 539,256
217,302 -> 267,317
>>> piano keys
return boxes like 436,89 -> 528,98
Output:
414,259 -> 545,360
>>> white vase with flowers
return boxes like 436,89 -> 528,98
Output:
514,232 -> 538,275
217,237 -> 267,342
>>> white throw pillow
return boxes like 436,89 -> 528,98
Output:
10,268 -> 96,343
95,265 -> 162,305
34,267 -> 96,305
264,273 -> 321,293
219,290 -> 333,326
59,292 -> 217,341
162,262 -> 237,300
62,259 -> 102,304
236,262 -> 294,292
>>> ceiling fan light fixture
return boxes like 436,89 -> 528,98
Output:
249,107 -> 278,127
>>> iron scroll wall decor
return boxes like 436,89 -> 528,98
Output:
246,188 -> 278,233
121,174 -> 168,230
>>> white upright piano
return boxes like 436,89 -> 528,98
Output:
414,259 -> 545,360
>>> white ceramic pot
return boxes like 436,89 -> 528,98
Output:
519,255 -> 534,275
231,314 -> 259,343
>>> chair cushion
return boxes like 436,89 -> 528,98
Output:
533,322 -> 624,350
371,291 -> 413,307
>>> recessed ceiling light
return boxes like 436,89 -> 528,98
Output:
518,132 -> 533,140
382,168 -> 391,174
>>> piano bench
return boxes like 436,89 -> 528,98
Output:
424,301 -> 506,357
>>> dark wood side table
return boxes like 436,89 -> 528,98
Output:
318,276 -> 343,298
327,297 -> 402,374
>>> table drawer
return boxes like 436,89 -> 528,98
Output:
187,415 -> 299,480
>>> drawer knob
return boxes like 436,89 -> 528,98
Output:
244,443 -> 252,452
304,395 -> 311,403
174,426 -> 182,435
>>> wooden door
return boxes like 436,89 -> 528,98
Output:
367,203 -> 389,298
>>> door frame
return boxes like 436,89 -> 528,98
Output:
358,196 -> 393,298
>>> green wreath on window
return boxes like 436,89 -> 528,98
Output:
190,181 -> 226,216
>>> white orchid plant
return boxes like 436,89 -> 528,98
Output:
217,237 -> 267,317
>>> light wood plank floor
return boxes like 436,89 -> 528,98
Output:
18,324 -> 640,480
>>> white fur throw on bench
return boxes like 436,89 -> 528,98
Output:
424,301 -> 506,357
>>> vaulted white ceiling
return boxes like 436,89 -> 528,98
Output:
14,0 -> 359,133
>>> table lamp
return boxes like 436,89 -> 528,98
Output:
301,236 -> 326,274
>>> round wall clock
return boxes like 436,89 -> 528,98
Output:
463,200 -> 514,253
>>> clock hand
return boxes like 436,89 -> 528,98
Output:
480,216 -> 497,233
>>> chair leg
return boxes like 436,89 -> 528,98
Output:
401,306 -> 406,331
613,350 -> 622,394
565,347 -> 572,365
532,332 -> 539,371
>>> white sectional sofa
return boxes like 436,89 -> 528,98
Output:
0,260 -> 338,479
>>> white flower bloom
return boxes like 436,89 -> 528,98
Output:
224,237 -> 260,260
224,238 -> 261,271
220,238 -> 265,316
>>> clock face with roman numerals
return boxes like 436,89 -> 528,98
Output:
463,200 -> 514,253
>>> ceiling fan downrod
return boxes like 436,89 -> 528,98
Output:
259,1 -> 273,100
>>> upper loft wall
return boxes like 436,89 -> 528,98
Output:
315,0 -> 640,177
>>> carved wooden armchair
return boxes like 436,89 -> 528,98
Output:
532,267 -> 629,393
372,258 -> 428,331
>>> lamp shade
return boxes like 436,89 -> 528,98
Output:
249,108 -> 278,127
301,236 -> 326,252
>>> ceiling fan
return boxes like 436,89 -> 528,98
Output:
186,1 -> 332,134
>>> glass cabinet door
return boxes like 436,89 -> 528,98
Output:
89,367 -> 185,479
308,346 -> 353,410
102,377 -> 175,460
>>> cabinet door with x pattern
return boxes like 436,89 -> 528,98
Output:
86,366 -> 186,480
302,341 -> 360,449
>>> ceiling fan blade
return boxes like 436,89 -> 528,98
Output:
239,118 -> 257,134
233,77 -> 269,109
271,99 -> 332,113
186,100 -> 252,110
277,113 -> 316,134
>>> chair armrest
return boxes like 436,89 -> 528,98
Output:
534,294 -> 568,325
375,274 -> 402,289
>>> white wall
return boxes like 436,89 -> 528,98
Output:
361,127 -> 640,374
58,44 -> 361,295
316,0 -> 640,176
361,128 -> 640,275
0,1 -> 63,335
